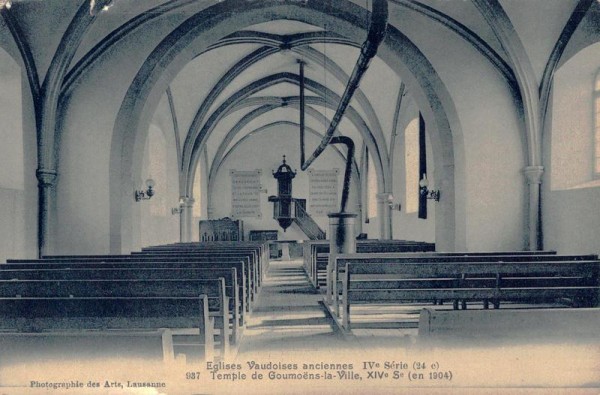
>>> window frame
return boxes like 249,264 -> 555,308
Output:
594,69 -> 600,177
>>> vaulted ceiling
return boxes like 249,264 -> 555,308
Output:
2,0 -> 597,186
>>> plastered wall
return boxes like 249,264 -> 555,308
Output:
0,48 -> 37,262
209,124 -> 359,241
543,43 -> 600,255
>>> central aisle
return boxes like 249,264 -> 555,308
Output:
234,259 -> 353,358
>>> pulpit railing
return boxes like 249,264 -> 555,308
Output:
293,199 -> 326,240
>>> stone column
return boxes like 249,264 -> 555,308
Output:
184,197 -> 195,243
376,193 -> 392,240
178,196 -> 186,243
36,169 -> 57,258
327,212 -> 357,313
523,166 -> 544,251
354,202 -> 363,236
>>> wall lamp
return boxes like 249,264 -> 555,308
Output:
171,198 -> 185,215
385,194 -> 401,211
419,174 -> 440,202
134,178 -> 155,202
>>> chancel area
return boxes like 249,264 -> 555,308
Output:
0,0 -> 599,392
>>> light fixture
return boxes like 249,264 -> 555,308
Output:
384,194 -> 401,211
135,178 -> 155,202
419,174 -> 440,202
389,201 -> 401,211
171,197 -> 185,215
0,0 -> 12,10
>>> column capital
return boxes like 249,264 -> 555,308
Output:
523,166 -> 544,185
183,196 -> 195,208
36,169 -> 58,187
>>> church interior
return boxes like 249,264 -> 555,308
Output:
0,0 -> 599,392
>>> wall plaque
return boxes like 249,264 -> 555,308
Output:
308,168 -> 339,216
230,169 -> 262,218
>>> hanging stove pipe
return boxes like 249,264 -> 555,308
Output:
298,1 -> 388,304
300,0 -> 388,190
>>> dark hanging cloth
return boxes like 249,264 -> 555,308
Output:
418,113 -> 427,219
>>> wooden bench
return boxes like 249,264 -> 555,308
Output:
0,278 -> 232,358
332,253 -> 596,313
0,296 -> 214,364
33,254 -> 255,298
418,307 -> 600,343
135,249 -> 264,289
36,252 -> 260,295
0,266 -> 244,328
140,241 -> 270,282
0,260 -> 248,347
6,257 -> 253,314
304,240 -> 437,289
47,241 -> 270,286
338,260 -> 600,332
0,265 -> 247,332
136,251 -> 261,291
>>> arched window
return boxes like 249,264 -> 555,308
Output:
594,70 -> 600,175
0,48 -> 25,262
404,118 -> 419,213
193,163 -> 202,217
0,48 -> 23,192
367,149 -> 378,219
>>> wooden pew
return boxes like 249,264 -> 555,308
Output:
332,253 -> 597,313
36,252 -> 260,295
0,267 -> 244,342
46,242 -> 269,286
154,241 -> 270,277
0,278 -> 232,358
303,238 -> 557,289
0,296 -> 214,364
140,241 -> 269,283
304,240 -> 437,289
6,257 -> 253,314
319,241 -> 437,303
1,258 -> 250,351
338,260 -> 600,332
418,307 -> 600,343
137,242 -> 269,285
134,251 -> 262,291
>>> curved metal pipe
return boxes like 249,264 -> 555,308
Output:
329,136 -> 355,213
300,0 -> 388,171
299,60 -> 306,166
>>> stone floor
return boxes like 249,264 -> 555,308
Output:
235,259 -> 359,357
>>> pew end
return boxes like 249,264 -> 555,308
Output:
418,307 -> 600,345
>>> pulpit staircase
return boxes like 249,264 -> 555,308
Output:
293,199 -> 326,240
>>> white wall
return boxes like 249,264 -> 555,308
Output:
54,8 -> 194,254
0,48 -> 37,262
209,124 -> 358,241
543,43 -> 600,255
139,123 -> 180,248
550,43 -> 600,190
388,7 -> 527,251
390,96 -> 435,243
